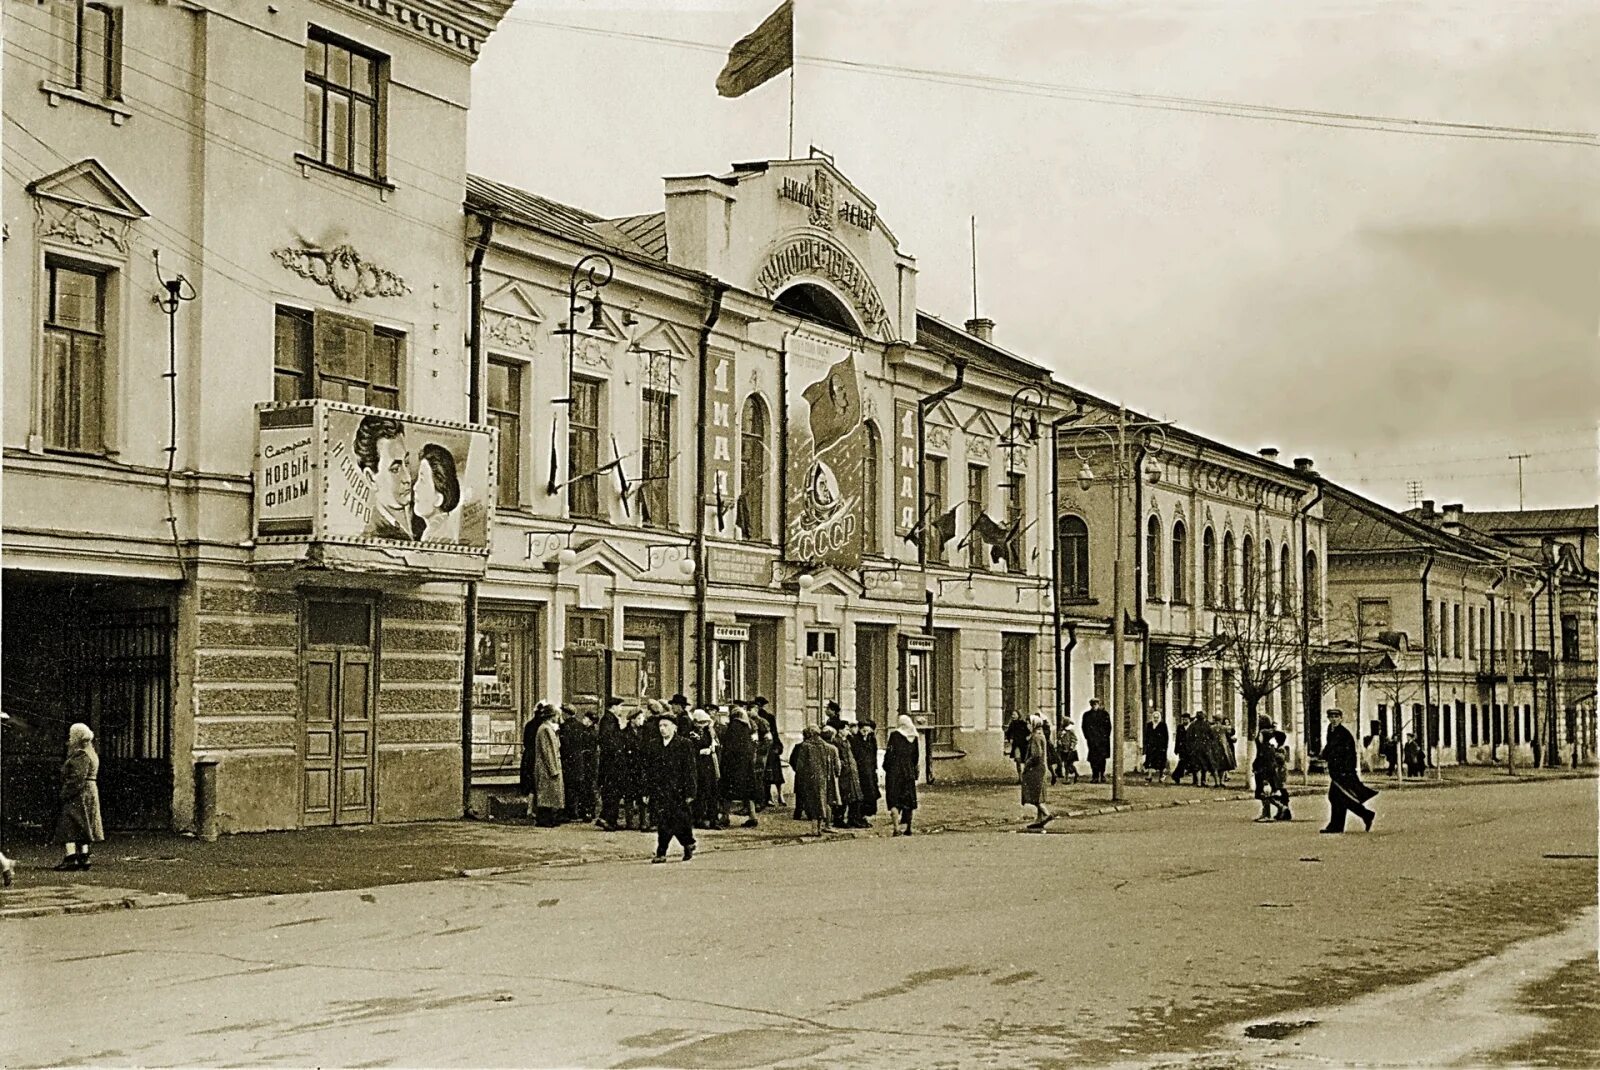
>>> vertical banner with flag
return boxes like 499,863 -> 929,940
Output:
716,1 -> 794,98
785,336 -> 866,569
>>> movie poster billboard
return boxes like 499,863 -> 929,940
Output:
784,336 -> 867,569
254,401 -> 495,552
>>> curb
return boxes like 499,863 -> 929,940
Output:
6,771 -> 1590,920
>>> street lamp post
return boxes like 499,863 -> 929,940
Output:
1071,405 -> 1167,803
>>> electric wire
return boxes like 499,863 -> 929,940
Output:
500,14 -> 1598,149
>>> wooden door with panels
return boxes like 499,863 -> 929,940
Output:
302,599 -> 376,827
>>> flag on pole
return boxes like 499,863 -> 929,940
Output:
716,1 -> 793,98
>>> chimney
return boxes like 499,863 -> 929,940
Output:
1293,457 -> 1315,474
965,317 -> 994,343
1258,447 -> 1280,463
1442,502 -> 1464,534
1420,499 -> 1436,519
662,174 -> 739,276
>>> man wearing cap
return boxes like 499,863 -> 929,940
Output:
648,714 -> 698,862
1321,708 -> 1378,833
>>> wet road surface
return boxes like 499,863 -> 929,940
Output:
3,776 -> 1594,1067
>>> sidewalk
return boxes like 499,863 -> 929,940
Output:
2,764 -> 1588,919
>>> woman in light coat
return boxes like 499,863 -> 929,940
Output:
1021,716 -> 1055,829
55,722 -> 104,870
533,709 -> 565,827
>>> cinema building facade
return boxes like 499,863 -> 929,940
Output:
463,153 -> 1071,794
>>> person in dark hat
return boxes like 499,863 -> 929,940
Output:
1321,708 -> 1377,833
824,700 -> 845,733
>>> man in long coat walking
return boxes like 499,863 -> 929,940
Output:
720,705 -> 761,828
1321,708 -> 1378,833
648,715 -> 698,861
851,721 -> 880,825
1081,698 -> 1112,784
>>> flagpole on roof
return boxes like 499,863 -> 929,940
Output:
788,65 -> 795,158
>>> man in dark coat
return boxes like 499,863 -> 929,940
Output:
1321,708 -> 1378,833
560,709 -> 597,821
720,705 -> 761,827
1081,698 -> 1112,784
595,697 -> 628,831
1170,713 -> 1193,784
647,715 -> 698,861
851,721 -> 880,823
1004,713 -> 1032,780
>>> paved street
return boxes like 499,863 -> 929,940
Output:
4,777 -> 1595,1068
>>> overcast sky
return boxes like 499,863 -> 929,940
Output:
467,0 -> 1599,513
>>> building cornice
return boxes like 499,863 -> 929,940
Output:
323,0 -> 510,59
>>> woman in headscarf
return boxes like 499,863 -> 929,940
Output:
1021,715 -> 1055,830
54,722 -> 104,870
532,706 -> 565,827
883,716 -> 920,836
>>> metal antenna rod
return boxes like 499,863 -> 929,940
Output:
970,215 -> 979,321
1507,453 -> 1531,509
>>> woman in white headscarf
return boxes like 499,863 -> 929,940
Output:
54,723 -> 104,870
883,715 -> 921,836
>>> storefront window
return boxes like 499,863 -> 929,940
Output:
472,612 -> 537,776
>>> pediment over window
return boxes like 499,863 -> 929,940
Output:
484,278 -> 546,324
629,320 -> 695,361
28,158 -> 146,218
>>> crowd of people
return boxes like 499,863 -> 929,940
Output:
517,695 -> 921,860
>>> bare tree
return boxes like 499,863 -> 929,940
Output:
1212,556 -> 1313,777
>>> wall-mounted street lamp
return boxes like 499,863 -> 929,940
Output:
1065,406 -> 1170,804
527,527 -> 579,571
554,254 -> 614,405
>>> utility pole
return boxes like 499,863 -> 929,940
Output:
1110,406 -> 1127,803
1504,562 -> 1517,775
1508,453 -> 1531,510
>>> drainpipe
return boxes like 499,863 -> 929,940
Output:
1298,476 -> 1325,756
461,213 -> 494,816
1487,570 -> 1503,760
693,280 -> 729,703
1545,556 -> 1560,767
1529,567 -> 1552,766
1132,443 -> 1149,725
1050,406 -> 1086,726
1420,552 -> 1435,775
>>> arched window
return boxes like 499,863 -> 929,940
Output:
1221,531 -> 1235,608
1303,550 -> 1320,619
1241,534 -> 1255,609
738,395 -> 769,541
1058,515 -> 1089,600
1280,542 -> 1293,615
1146,515 -> 1162,601
1202,528 -> 1217,608
1171,520 -> 1188,604
1263,539 -> 1276,614
862,421 -> 881,553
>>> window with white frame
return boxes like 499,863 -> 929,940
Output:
488,357 -> 523,508
640,387 -> 673,527
303,28 -> 386,180
42,257 -> 110,452
49,0 -> 122,100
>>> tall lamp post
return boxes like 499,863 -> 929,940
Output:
1069,406 -> 1167,803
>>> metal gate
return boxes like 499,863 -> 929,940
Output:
72,607 -> 174,829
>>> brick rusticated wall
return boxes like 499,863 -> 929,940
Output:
377,592 -> 466,822
192,581 -> 301,832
